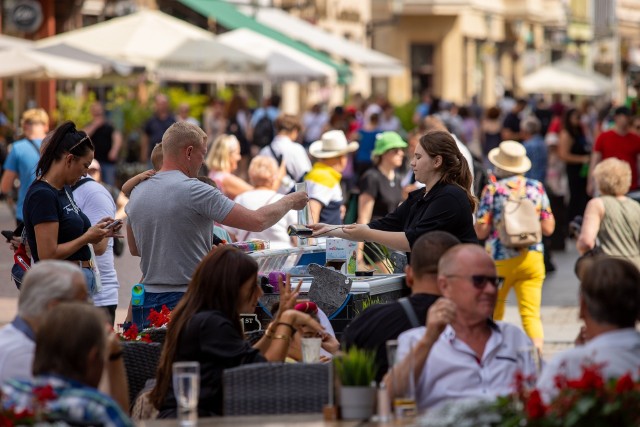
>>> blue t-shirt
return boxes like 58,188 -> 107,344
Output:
23,181 -> 91,262
356,129 -> 381,164
3,138 -> 42,221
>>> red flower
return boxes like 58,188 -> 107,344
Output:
140,334 -> 152,343
147,305 -> 171,328
615,373 -> 634,393
525,389 -> 546,419
122,324 -> 139,341
566,364 -> 605,390
32,385 -> 57,402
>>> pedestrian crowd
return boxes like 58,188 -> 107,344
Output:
0,88 -> 637,425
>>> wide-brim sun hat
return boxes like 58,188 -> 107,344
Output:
308,130 -> 359,159
371,131 -> 408,157
488,140 -> 532,174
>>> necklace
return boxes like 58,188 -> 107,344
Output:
41,177 -> 59,189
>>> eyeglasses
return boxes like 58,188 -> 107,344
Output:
68,135 -> 91,153
445,274 -> 504,290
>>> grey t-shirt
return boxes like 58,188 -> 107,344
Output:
126,170 -> 235,291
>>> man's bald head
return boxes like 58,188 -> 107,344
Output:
438,244 -> 492,277
162,121 -> 207,158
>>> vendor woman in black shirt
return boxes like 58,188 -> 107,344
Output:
311,130 -> 478,255
23,121 -> 121,294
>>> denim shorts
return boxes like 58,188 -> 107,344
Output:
81,267 -> 98,295
132,291 -> 184,329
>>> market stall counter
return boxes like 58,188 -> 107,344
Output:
241,244 -> 407,338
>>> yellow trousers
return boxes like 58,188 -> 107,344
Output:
494,250 -> 545,340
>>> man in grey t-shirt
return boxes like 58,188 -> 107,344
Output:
126,122 -> 308,324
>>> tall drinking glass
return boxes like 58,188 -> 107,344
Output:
387,339 -> 416,419
295,182 -> 313,246
173,361 -> 200,427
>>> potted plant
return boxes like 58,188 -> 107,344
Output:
334,347 -> 377,420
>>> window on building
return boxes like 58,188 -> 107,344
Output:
410,43 -> 434,97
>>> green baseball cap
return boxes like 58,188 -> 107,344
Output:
371,131 -> 408,157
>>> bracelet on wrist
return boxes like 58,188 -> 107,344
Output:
274,322 -> 296,335
271,334 -> 291,343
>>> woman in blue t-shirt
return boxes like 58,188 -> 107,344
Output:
23,121 -> 121,294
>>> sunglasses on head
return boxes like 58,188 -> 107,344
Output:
445,274 -> 504,289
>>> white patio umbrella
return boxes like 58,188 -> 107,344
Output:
218,28 -> 336,83
520,60 -> 612,96
0,34 -> 34,49
0,47 -> 103,126
154,38 -> 265,82
36,42 -> 145,77
37,9 -> 212,68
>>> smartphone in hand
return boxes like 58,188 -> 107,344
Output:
1,230 -> 14,242
104,219 -> 123,230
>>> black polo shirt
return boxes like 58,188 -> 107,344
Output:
368,181 -> 478,252
342,293 -> 440,382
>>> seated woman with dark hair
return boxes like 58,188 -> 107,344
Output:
150,246 -> 324,417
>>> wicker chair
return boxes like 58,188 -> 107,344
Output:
122,341 -> 162,410
223,362 -> 329,416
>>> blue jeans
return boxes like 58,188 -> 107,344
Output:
132,291 -> 184,329
81,267 -> 98,295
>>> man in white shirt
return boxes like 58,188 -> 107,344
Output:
537,257 -> 640,401
72,162 -> 120,325
389,244 -> 536,410
0,261 -> 88,383
259,114 -> 311,194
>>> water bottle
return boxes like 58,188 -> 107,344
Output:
131,283 -> 145,328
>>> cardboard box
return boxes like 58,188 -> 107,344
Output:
326,238 -> 358,274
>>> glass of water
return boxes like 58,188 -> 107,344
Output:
173,361 -> 200,427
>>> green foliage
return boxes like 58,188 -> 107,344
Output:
334,347 -> 376,387
394,99 -> 419,133
163,87 -> 209,123
354,296 -> 383,316
362,243 -> 395,273
105,84 -> 153,136
54,91 -> 96,127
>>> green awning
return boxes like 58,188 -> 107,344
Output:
178,0 -> 351,84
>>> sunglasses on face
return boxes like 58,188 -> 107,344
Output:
445,274 -> 504,290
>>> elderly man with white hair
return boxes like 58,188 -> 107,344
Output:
0,261 -> 88,383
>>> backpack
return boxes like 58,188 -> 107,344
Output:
498,179 -> 542,248
252,115 -> 275,148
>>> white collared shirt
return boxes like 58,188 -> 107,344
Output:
0,323 -> 34,384
537,328 -> 640,402
396,321 -> 535,411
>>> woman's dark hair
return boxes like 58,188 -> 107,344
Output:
36,120 -> 94,178
150,246 -> 259,409
562,108 -> 584,140
419,130 -> 477,212
486,106 -> 501,120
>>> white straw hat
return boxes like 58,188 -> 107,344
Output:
308,130 -> 359,159
488,140 -> 532,174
